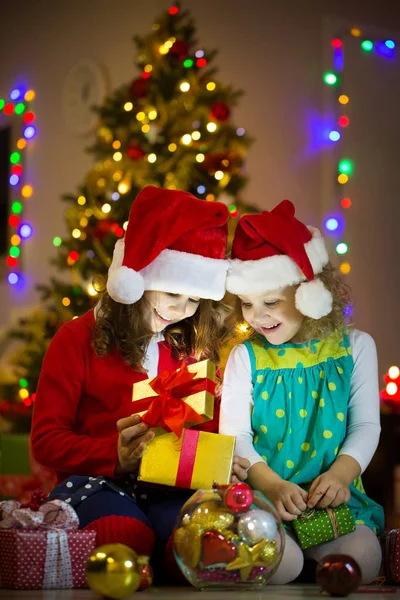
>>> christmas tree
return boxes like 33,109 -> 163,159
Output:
0,2 -> 254,433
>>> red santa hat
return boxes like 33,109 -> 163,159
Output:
107,186 -> 229,304
227,200 -> 333,319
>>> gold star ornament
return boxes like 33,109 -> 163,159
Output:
226,539 -> 277,582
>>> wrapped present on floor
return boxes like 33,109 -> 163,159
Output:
292,505 -> 356,549
138,428 -> 235,489
382,529 -> 400,583
132,360 -> 216,437
0,493 -> 96,589
133,361 -> 235,489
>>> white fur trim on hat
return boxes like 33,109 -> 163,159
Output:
142,249 -> 228,301
295,279 -> 333,319
108,238 -> 124,275
107,241 -> 228,303
227,227 -> 329,295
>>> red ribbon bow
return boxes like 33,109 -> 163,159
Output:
20,488 -> 49,511
135,363 -> 211,438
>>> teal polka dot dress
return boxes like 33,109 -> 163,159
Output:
245,330 -> 384,535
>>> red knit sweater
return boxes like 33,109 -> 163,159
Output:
31,310 -> 220,484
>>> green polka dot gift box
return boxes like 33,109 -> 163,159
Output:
292,504 -> 356,549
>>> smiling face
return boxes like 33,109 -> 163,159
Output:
239,286 -> 304,345
143,291 -> 201,333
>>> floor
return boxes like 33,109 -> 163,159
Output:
0,584 -> 399,600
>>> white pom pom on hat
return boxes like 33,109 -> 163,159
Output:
107,265 -> 145,305
295,279 -> 333,319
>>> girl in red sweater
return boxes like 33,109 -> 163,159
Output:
31,186 -> 248,578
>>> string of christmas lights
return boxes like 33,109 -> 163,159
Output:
1,87 -> 36,285
322,31 -> 398,406
322,30 -> 396,276
381,365 -> 400,411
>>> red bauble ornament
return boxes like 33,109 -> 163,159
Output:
224,482 -> 254,514
202,531 -> 237,567
130,77 -> 149,99
316,554 -> 362,597
199,152 -> 227,172
199,151 -> 239,174
126,143 -> 145,161
170,40 -> 189,60
93,220 -> 113,241
210,102 -> 231,122
137,555 -> 153,590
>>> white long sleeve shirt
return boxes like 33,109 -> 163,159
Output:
142,332 -> 165,377
220,329 -> 380,474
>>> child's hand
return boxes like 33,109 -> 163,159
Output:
266,480 -> 308,521
115,414 -> 155,475
307,472 -> 351,509
230,456 -> 250,483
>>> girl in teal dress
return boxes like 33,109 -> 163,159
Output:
220,200 -> 384,584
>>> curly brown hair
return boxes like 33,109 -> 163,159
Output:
226,262 -> 352,343
92,285 -> 221,371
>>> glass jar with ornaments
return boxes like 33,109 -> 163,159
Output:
172,482 -> 284,589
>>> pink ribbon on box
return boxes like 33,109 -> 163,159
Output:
0,498 -> 79,588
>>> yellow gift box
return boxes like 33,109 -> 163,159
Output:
132,360 -> 215,436
138,429 -> 235,490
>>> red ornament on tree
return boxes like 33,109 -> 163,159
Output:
93,220 -> 114,242
110,222 -> 122,235
170,40 -> 190,60
316,554 -> 361,597
126,143 -> 145,161
130,77 -> 149,99
224,482 -> 254,514
199,152 -> 226,172
200,151 -> 239,174
211,102 -> 231,122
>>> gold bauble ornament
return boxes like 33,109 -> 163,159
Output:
222,530 -> 241,542
173,523 -> 203,568
85,543 -> 141,599
190,500 -> 234,531
260,540 -> 278,565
